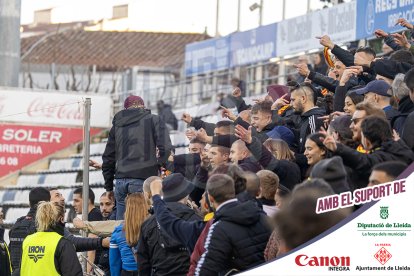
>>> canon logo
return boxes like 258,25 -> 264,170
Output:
295,254 -> 350,267
27,98 -> 83,120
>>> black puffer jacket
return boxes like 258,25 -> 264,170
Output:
137,202 -> 201,276
102,108 -> 172,191
195,200 -> 272,276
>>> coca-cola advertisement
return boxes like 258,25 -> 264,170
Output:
0,124 -> 101,178
0,89 -> 112,127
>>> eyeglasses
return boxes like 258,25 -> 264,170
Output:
350,117 -> 364,124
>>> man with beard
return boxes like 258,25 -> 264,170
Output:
289,83 -> 326,153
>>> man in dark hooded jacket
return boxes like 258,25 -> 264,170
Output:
157,100 -> 178,130
102,95 -> 172,219
195,174 -> 272,275
137,173 -> 201,275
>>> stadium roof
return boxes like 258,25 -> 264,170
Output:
21,30 -> 210,70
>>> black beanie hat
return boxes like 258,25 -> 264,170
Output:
29,187 -> 51,208
310,156 -> 350,194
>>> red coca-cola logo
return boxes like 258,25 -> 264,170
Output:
27,98 -> 84,120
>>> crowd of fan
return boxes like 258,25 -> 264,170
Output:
1,17 -> 414,276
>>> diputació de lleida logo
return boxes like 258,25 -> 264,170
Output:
380,206 -> 389,220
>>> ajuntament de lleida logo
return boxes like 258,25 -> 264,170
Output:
380,206 -> 389,220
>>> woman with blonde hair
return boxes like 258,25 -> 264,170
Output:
110,193 -> 149,276
20,201 -> 82,276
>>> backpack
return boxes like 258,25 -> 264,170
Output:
8,216 -> 37,270
156,210 -> 194,252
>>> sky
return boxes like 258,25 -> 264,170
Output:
20,0 -> 331,36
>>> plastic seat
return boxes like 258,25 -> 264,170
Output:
2,190 -> 16,202
5,207 -> 30,223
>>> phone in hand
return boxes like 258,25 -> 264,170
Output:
267,85 -> 290,102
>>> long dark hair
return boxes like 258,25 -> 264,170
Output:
305,133 -> 332,178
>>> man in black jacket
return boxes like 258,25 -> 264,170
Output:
157,100 -> 178,130
137,173 -> 201,275
289,83 -> 325,153
102,95 -> 172,219
195,174 -> 272,275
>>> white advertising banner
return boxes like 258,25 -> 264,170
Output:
276,1 -> 357,57
242,171 -> 414,275
0,89 -> 112,128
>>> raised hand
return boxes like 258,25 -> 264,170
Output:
195,128 -> 209,143
185,128 -> 197,140
339,67 -> 361,86
271,93 -> 290,110
181,113 -> 193,124
374,29 -> 387,38
316,35 -> 334,49
391,32 -> 411,49
235,124 -> 253,144
294,63 -> 311,77
396,18 -> 414,29
322,133 -> 337,152
221,106 -> 237,121
393,129 -> 400,141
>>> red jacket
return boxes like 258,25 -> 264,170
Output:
187,217 -> 214,276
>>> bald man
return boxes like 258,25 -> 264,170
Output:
229,140 -> 261,173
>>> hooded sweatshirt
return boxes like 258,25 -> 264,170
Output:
102,108 -> 172,191
195,200 -> 272,276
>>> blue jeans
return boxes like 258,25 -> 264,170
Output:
115,178 -> 144,220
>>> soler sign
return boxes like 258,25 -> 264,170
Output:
0,124 -> 100,178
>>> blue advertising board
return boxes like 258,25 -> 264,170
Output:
356,0 -> 414,39
230,23 -> 277,67
184,36 -> 230,76
184,23 -> 277,76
